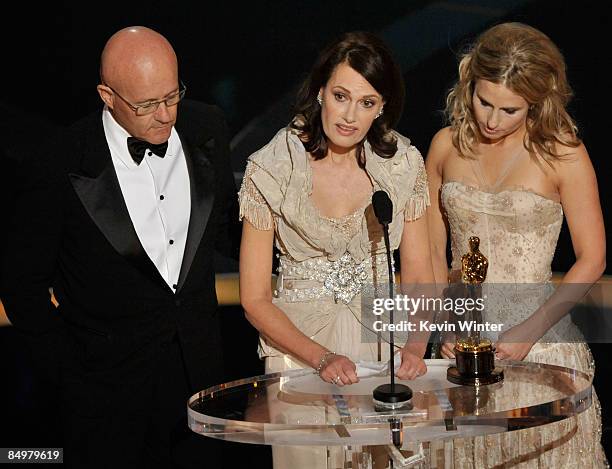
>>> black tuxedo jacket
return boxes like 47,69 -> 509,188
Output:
1,100 -> 239,415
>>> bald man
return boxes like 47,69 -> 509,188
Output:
1,27 -> 239,468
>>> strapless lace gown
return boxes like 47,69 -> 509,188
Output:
442,180 -> 607,468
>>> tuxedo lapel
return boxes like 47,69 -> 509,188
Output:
175,135 -> 216,292
68,122 -> 172,293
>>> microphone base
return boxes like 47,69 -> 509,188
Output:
373,383 -> 413,411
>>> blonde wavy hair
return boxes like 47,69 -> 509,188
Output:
445,22 -> 580,160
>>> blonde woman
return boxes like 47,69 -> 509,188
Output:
426,23 -> 606,466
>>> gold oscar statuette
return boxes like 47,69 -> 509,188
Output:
447,236 -> 504,386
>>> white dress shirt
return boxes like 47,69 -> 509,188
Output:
102,107 -> 191,292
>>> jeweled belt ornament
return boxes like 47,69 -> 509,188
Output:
277,253 -> 385,304
323,252 -> 369,304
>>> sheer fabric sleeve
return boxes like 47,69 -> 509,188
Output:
404,146 -> 430,222
238,161 -> 274,231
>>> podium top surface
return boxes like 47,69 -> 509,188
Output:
188,359 -> 592,446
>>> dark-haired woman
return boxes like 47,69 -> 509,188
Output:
238,31 -> 434,466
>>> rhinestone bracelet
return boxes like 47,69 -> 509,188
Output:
315,351 -> 336,375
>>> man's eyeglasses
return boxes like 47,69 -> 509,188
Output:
106,80 -> 187,116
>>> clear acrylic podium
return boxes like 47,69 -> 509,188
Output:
188,359 -> 593,468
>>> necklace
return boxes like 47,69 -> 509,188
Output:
472,144 -> 525,190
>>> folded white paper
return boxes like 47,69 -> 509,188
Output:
355,353 -> 402,378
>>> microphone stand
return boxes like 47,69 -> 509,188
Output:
372,215 -> 412,446
386,227 -> 397,390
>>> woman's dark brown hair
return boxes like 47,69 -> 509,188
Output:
290,31 -> 405,167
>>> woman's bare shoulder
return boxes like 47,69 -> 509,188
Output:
426,127 -> 455,169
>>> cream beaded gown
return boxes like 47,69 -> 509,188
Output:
239,127 -> 429,366
441,153 -> 607,467
238,127 -> 430,468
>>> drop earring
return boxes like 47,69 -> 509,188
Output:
317,92 -> 323,105
375,105 -> 384,119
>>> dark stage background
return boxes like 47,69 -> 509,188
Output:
0,0 -> 610,464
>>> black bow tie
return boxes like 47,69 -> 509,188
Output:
127,137 -> 168,165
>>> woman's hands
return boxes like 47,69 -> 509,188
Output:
494,322 -> 535,360
439,332 -> 456,358
318,353 -> 359,386
396,343 -> 427,380
494,341 -> 533,361
317,343 -> 429,386
440,341 -> 456,359
439,326 -> 535,361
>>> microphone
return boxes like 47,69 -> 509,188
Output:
371,190 -> 412,426
372,190 -> 393,226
